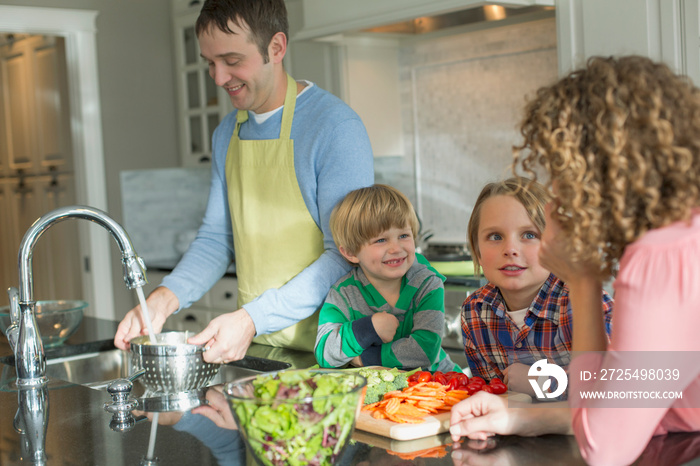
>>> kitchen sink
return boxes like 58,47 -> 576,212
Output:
0,344 -> 291,391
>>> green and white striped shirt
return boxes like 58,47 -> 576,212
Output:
315,253 -> 460,372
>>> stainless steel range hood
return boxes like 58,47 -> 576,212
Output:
361,5 -> 553,35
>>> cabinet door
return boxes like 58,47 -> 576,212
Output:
172,13 -> 232,167
0,36 -> 72,175
0,181 -> 15,302
0,40 -> 34,173
3,174 -> 81,304
32,38 -> 73,172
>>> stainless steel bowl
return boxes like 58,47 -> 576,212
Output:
129,331 -> 220,394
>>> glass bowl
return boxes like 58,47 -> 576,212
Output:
0,300 -> 87,348
225,369 -> 366,466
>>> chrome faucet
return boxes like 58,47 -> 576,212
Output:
4,205 -> 148,386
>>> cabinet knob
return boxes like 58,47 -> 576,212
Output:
224,292 -> 233,299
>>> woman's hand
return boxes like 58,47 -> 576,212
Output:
450,392 -> 572,441
538,202 -> 580,284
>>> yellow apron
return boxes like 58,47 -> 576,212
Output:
225,74 -> 324,351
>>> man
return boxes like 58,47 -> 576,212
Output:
114,0 -> 374,363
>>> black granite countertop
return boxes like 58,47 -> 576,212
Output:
1,318 -> 699,465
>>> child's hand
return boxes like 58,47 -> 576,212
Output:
503,363 -> 537,396
350,356 -> 363,367
371,312 -> 399,343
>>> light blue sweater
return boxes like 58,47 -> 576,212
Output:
161,82 -> 374,335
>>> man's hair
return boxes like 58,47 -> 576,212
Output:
330,184 -> 419,256
515,55 -> 700,280
195,0 -> 288,63
467,177 -> 550,276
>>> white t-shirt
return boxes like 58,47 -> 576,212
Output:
507,307 -> 529,329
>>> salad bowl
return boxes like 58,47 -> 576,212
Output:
225,369 -> 366,466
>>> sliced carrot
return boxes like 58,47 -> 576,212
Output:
385,412 -> 424,424
360,378 -> 472,424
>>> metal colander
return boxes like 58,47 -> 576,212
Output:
129,331 -> 220,394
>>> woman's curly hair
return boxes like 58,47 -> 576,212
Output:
515,56 -> 700,281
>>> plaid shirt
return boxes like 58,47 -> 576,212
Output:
461,274 -> 613,381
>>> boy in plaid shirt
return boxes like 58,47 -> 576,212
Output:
461,177 -> 613,395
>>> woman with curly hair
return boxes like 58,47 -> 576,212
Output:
450,55 -> 700,466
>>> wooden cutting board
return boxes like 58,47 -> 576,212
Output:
354,391 -> 532,441
356,410 -> 452,441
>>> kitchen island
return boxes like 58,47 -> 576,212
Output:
0,317 -> 698,465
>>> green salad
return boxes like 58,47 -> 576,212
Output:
227,370 -> 364,466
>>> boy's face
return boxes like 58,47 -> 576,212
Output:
476,195 -> 550,310
341,225 -> 416,288
199,19 -> 285,114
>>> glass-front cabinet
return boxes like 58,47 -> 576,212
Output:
172,4 -> 232,167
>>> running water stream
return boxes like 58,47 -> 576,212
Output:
146,412 -> 159,460
136,286 -> 158,344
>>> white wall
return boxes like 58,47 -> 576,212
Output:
0,0 -> 181,318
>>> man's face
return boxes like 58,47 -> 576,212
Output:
198,20 -> 280,113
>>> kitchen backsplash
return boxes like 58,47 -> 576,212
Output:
375,17 -> 557,245
121,167 -> 210,266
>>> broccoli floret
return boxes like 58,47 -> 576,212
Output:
363,381 -> 391,405
359,368 -> 420,405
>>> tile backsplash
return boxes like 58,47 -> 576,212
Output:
376,17 -> 558,245
121,167 -> 210,265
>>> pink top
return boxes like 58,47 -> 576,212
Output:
569,210 -> 700,465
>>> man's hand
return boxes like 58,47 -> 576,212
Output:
114,286 -> 178,350
371,312 -> 399,343
188,308 -> 256,363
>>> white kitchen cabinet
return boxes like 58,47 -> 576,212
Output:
0,34 -> 80,306
556,0 -> 700,82
0,35 -> 73,176
171,3 -> 233,167
0,173 -> 81,305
